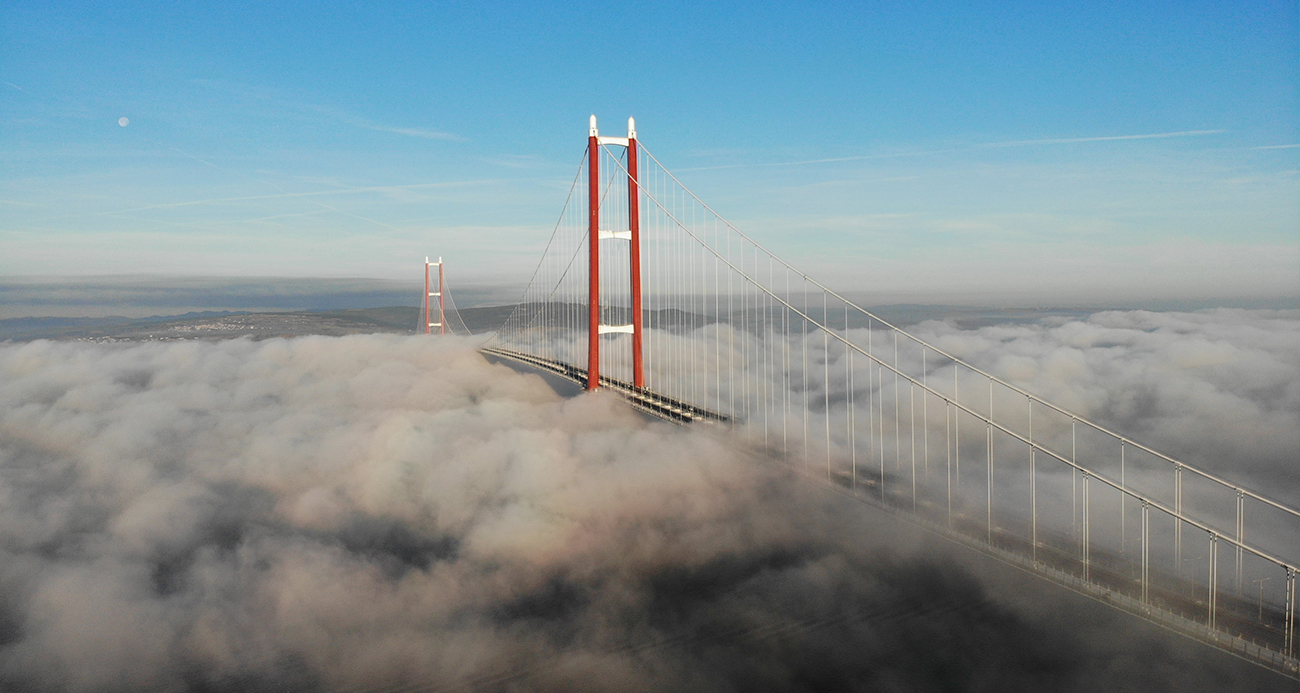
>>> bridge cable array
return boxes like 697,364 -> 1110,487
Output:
485,117 -> 1299,676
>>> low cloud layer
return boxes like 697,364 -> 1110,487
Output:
0,329 -> 1291,691
913,308 -> 1299,497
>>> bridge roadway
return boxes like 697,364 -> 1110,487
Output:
481,347 -> 728,424
479,347 -> 1299,680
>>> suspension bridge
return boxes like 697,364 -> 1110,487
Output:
433,116 -> 1299,679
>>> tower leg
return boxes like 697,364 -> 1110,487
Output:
587,117 -> 601,390
628,119 -> 644,389
424,260 -> 431,335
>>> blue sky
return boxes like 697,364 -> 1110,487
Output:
2,1 -> 1297,306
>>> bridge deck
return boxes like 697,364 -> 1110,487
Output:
481,347 -> 729,424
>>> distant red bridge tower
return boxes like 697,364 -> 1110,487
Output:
423,257 -> 444,335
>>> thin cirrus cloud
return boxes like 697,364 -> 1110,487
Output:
678,130 -> 1228,172
186,79 -> 464,142
24,180 -> 504,223
355,121 -> 463,141
978,129 -> 1226,148
330,108 -> 461,141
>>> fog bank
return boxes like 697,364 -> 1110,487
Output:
911,308 -> 1299,496
0,331 -> 1290,691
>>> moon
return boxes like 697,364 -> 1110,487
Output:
118,117 -> 129,127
